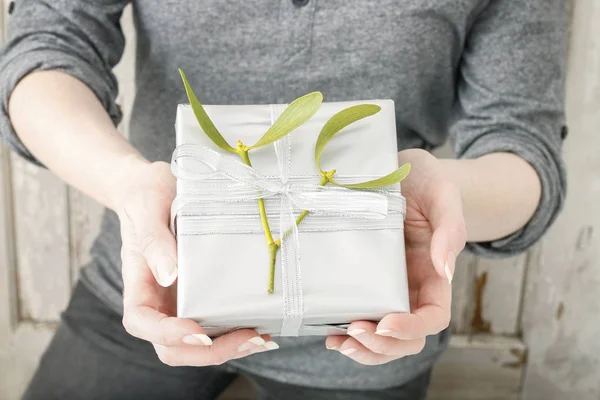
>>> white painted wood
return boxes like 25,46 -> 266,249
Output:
474,254 -> 527,335
112,4 -> 137,140
0,323 -> 55,400
429,335 -> 526,400
0,145 -> 17,342
450,252 -> 476,334
11,155 -> 71,321
521,1 -> 600,399
0,0 -> 15,342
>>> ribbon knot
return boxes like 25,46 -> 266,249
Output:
274,183 -> 292,196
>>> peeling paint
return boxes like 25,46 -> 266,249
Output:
556,302 -> 565,321
471,271 -> 491,333
503,348 -> 528,369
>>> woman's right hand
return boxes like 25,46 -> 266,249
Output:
116,160 -> 278,366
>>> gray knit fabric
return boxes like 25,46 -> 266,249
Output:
0,0 -> 567,390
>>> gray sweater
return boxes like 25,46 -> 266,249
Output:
0,0 -> 567,390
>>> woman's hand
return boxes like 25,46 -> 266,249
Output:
117,161 -> 278,366
325,149 -> 467,365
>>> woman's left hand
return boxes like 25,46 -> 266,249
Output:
325,149 -> 467,365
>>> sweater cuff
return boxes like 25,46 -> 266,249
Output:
0,49 -> 123,167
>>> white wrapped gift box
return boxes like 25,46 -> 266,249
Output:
172,99 -> 409,337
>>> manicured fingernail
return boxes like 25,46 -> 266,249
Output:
238,337 -> 266,352
348,328 -> 372,344
326,345 -> 340,350
375,329 -> 393,336
341,348 -> 357,356
347,329 -> 366,336
263,341 -> 279,350
248,336 -> 266,346
445,250 -> 456,284
156,260 -> 178,287
182,333 -> 212,346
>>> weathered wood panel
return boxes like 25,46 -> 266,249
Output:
11,155 -> 71,322
0,0 -> 15,342
473,254 -> 527,335
521,1 -> 600,398
429,335 -> 526,400
0,323 -> 55,400
0,144 -> 16,340
450,252 -> 476,334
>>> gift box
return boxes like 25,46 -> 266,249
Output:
172,98 -> 410,337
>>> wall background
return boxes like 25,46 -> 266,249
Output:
1,1 -> 599,399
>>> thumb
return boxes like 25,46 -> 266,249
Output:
427,182 -> 467,283
124,198 -> 178,288
138,224 -> 178,287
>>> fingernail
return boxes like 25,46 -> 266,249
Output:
156,260 -> 178,287
238,337 -> 266,353
326,345 -> 340,350
341,348 -> 357,356
348,328 -> 372,344
263,341 -> 279,350
445,250 -> 456,284
182,333 -> 212,346
375,329 -> 393,336
248,336 -> 266,346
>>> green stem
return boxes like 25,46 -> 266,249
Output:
268,243 -> 277,293
237,141 -> 279,294
238,144 -> 275,245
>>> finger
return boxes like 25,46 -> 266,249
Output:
333,336 -> 425,366
325,335 -> 346,351
376,303 -> 450,340
123,193 -> 178,288
153,333 -> 278,367
121,243 -> 198,346
344,321 -> 417,356
122,304 -> 213,346
426,182 -> 467,283
121,240 -> 173,311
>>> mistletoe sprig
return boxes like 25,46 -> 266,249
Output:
179,70 -> 410,293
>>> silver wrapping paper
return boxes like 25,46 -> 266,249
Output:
174,99 -> 410,337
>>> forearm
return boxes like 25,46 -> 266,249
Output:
8,71 -> 147,211
441,153 -> 541,243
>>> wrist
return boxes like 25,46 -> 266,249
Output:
109,152 -> 151,213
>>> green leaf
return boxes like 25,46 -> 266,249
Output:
315,104 -> 381,171
250,92 -> 323,149
179,69 -> 236,153
333,163 -> 411,189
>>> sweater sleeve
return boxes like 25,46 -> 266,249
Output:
0,0 -> 130,166
449,0 -> 568,257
